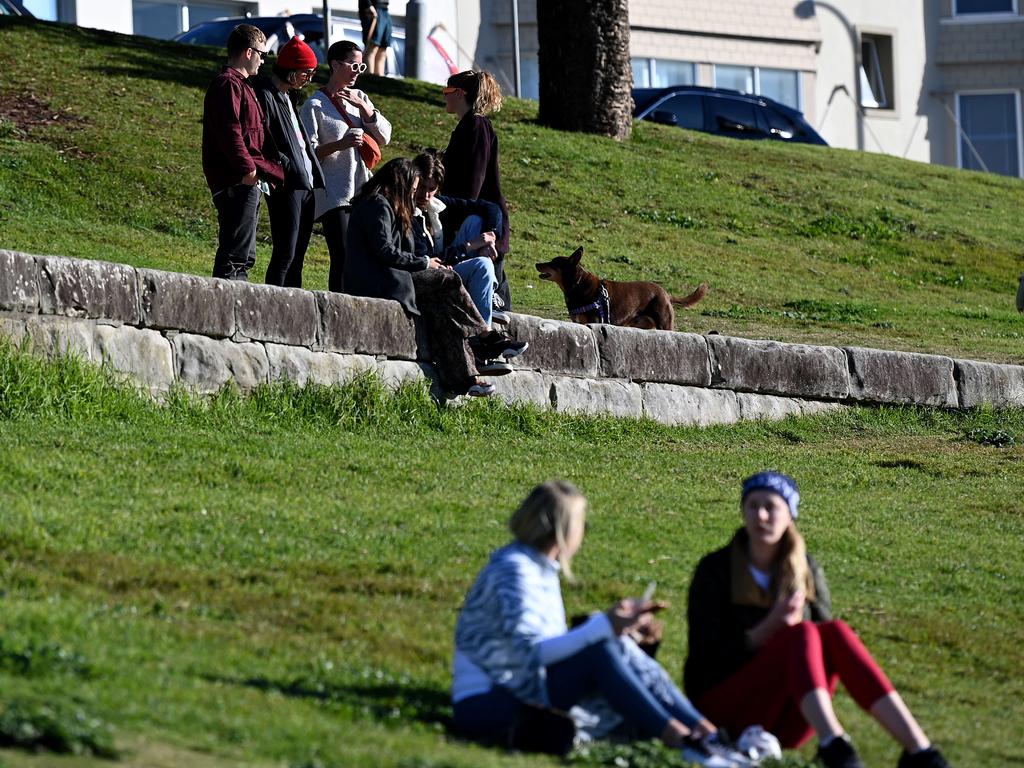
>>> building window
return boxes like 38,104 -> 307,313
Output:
23,0 -> 57,19
954,0 -> 1016,14
957,92 -> 1021,177
632,59 -> 695,89
860,34 -> 894,110
133,1 -> 255,40
713,65 -> 801,110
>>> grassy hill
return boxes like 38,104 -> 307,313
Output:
1,17 -> 1023,768
1,17 -> 1023,363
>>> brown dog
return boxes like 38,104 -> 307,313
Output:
535,247 -> 707,330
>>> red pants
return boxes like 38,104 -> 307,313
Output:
695,620 -> 894,748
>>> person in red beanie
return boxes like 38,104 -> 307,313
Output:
202,24 -> 284,281
252,36 -> 325,288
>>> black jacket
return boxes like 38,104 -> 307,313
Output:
411,195 -> 503,266
684,528 -> 832,699
344,193 -> 429,315
252,75 -> 325,192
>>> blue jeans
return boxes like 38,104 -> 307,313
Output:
450,215 -> 496,327
453,638 -> 704,741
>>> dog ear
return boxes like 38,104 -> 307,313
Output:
570,247 -> 583,265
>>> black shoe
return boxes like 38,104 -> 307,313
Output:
816,735 -> 864,768
475,358 -> 512,376
897,747 -> 951,768
471,330 -> 528,360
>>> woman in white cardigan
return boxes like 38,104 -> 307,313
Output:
300,40 -> 391,292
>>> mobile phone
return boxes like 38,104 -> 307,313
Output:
641,581 -> 657,603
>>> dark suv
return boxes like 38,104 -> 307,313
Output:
633,85 -> 827,145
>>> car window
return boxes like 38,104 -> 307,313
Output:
651,94 -> 704,130
708,97 -> 761,136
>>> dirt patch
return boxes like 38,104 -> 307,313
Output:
0,89 -> 93,158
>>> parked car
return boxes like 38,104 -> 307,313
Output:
633,85 -> 827,145
174,14 -> 404,74
0,0 -> 33,16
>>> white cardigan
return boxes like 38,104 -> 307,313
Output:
299,88 -> 392,219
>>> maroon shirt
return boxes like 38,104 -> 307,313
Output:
202,66 -> 284,194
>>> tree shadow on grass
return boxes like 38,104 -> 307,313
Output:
201,672 -> 452,729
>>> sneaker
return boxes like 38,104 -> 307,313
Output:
680,732 -> 753,767
816,735 -> 864,768
736,725 -> 782,763
491,309 -> 511,326
492,293 -> 506,310
466,381 -> 495,397
469,330 -> 528,360
475,358 -> 512,376
897,747 -> 951,768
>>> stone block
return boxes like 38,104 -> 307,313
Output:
138,269 -> 235,337
21,315 -> 97,360
551,376 -> 643,418
594,325 -> 710,385
641,383 -> 741,426
954,359 -> 1024,409
172,333 -> 268,393
507,313 -> 600,377
234,282 -> 318,346
93,324 -> 174,392
0,250 -> 40,313
736,392 -> 807,422
490,370 -> 552,409
316,291 -> 417,360
375,359 -> 431,389
0,315 -> 27,346
37,256 -> 140,324
265,344 -> 375,388
845,347 -> 957,407
708,336 -> 849,400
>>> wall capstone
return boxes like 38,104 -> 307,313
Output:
139,268 -> 235,338
316,291 -> 417,360
234,282 -> 318,346
0,250 -> 40,313
508,314 -> 600,377
38,256 -> 140,325
708,335 -> 849,400
595,325 -> 711,386
845,347 -> 957,407
954,359 -> 1024,409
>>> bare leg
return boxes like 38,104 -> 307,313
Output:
870,692 -> 931,753
800,688 -> 845,742
373,45 -> 388,75
364,43 -> 381,75
659,718 -> 692,748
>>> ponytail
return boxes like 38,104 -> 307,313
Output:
447,70 -> 503,116
774,524 -> 815,602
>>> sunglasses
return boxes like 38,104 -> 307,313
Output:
249,46 -> 270,58
333,60 -> 367,73
442,86 -> 463,95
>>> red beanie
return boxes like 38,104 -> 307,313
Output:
277,37 -> 318,70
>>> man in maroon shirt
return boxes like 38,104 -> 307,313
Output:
202,24 -> 284,281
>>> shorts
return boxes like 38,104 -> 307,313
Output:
362,8 -> 392,48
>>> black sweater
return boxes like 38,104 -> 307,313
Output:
684,529 -> 832,699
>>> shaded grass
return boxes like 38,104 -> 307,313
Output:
0,343 -> 1023,766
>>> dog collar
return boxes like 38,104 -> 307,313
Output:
568,283 -> 611,323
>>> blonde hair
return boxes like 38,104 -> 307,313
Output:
447,70 -> 503,116
774,524 -> 815,601
509,480 -> 586,578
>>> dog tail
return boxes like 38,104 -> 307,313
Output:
670,282 -> 708,309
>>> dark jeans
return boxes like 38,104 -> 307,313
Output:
265,188 -> 315,288
453,639 -> 703,743
319,205 -> 349,292
212,183 -> 261,281
411,268 -> 488,393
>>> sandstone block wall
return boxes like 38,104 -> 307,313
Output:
1,250 -> 1022,425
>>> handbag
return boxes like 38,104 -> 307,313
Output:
321,88 -> 382,170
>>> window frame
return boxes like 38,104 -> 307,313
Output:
631,58 -> 696,90
952,0 -> 1018,17
711,64 -> 803,112
955,89 -> 1023,178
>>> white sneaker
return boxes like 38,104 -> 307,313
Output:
466,381 -> 496,397
681,732 -> 754,767
736,725 -> 782,764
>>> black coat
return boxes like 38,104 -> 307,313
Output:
443,114 -> 510,254
252,75 -> 325,192
344,193 -> 429,315
684,528 -> 832,699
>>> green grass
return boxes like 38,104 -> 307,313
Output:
0,341 -> 1023,767
1,17 -> 1023,363
1,16 -> 1024,768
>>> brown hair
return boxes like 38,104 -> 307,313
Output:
508,481 -> 586,579
227,24 -> 266,58
774,525 -> 814,600
350,158 -> 420,235
447,70 -> 503,116
413,149 -> 445,188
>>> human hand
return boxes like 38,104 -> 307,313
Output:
477,242 -> 499,262
468,231 -> 497,251
427,258 -> 449,270
339,88 -> 371,113
765,590 -> 804,630
241,170 -> 258,185
606,599 -> 665,635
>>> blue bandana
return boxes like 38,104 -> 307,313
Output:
742,471 -> 800,518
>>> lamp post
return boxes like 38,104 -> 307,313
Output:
322,0 -> 331,51
510,0 -> 521,97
